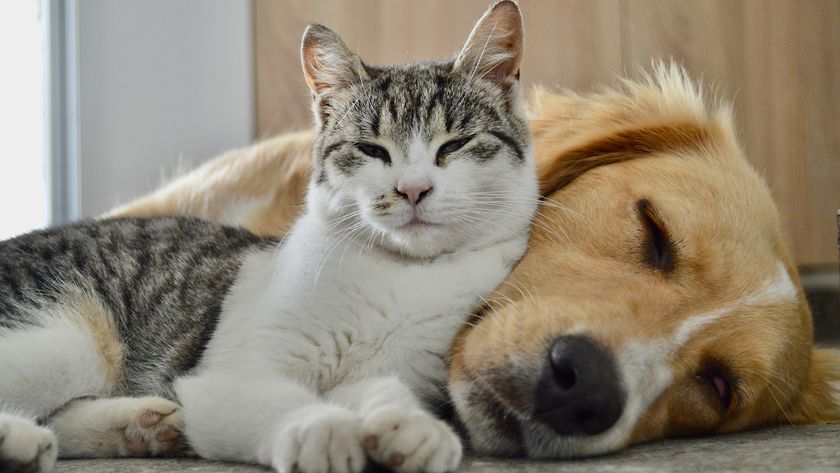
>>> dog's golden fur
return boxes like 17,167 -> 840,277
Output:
110,65 -> 839,455
449,67 -> 840,455
107,130 -> 313,236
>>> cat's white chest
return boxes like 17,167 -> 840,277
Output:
206,217 -> 515,402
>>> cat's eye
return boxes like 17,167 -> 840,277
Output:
436,136 -> 472,160
356,143 -> 391,164
637,199 -> 675,273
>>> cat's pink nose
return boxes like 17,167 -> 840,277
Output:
396,182 -> 433,205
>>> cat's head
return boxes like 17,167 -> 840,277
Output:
300,1 -> 537,258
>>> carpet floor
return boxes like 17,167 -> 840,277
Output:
54,423 -> 840,472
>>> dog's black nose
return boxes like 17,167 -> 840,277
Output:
533,335 -> 625,436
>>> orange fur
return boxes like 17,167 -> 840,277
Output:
110,66 -> 837,452
107,130 -> 313,236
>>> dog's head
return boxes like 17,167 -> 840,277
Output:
449,63 -> 840,457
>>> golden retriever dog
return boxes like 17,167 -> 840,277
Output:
110,64 -> 839,458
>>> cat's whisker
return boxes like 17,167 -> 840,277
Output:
468,21 -> 499,83
451,204 -> 569,244
326,210 -> 364,230
314,222 -> 368,286
468,193 -> 582,219
320,226 -> 365,281
334,95 -> 365,128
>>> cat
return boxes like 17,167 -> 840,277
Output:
0,2 -> 535,472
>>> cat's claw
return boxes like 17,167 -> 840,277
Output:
0,416 -> 57,473
273,406 -> 366,473
362,406 -> 462,473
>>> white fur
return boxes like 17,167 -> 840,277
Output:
0,413 -> 57,472
670,262 -> 796,351
0,314 -> 108,419
177,209 -> 530,471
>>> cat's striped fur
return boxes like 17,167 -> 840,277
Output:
0,217 -> 274,399
312,63 -> 529,186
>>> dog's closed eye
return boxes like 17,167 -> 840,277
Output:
636,199 -> 675,273
696,361 -> 735,413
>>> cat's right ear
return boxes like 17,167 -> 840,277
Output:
454,0 -> 524,94
301,24 -> 368,106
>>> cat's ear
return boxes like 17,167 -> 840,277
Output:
300,24 -> 369,98
454,0 -> 524,93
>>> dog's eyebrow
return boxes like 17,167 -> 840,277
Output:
538,122 -> 712,195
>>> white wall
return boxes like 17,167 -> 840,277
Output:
75,0 -> 253,217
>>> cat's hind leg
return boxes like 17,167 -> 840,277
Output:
0,412 -> 57,473
0,291 -> 130,467
48,396 -> 186,458
0,292 -> 124,420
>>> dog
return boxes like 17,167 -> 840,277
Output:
111,64 -> 839,458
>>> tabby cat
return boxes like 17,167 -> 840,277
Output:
0,2 -> 535,472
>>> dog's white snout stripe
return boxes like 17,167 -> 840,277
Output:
596,262 -> 799,456
671,262 -> 797,352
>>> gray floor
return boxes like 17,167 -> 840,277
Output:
55,423 -> 840,473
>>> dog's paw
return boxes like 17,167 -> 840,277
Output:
0,415 -> 57,473
121,397 -> 186,457
272,406 -> 366,473
361,406 -> 462,473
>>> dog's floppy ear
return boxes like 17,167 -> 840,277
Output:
537,123 -> 712,196
786,348 -> 840,424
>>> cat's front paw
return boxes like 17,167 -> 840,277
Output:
0,415 -> 57,473
273,406 -> 366,473
361,406 -> 462,473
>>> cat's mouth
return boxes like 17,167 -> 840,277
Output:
394,217 -> 441,233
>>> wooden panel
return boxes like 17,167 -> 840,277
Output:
739,0 -> 811,265
254,0 -> 840,266
796,0 -> 840,268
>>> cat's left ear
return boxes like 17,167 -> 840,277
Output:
301,24 -> 369,98
454,0 -> 524,93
